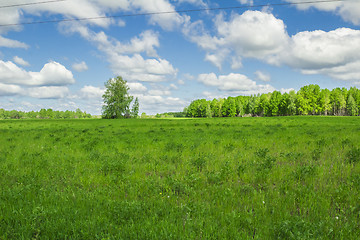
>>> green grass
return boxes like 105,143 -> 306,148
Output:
0,116 -> 359,239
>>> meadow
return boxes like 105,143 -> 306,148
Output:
0,116 -> 359,239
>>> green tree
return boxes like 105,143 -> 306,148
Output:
247,96 -> 257,116
75,108 -> 83,119
235,96 -> 245,117
259,93 -> 271,116
269,91 -> 282,116
102,76 -> 134,119
205,102 -> 212,118
347,94 -> 358,116
210,99 -> 220,117
279,93 -> 289,116
0,108 -> 5,119
39,109 -> 47,119
319,89 -> 331,115
131,97 -> 140,118
330,88 -> 346,116
287,90 -> 297,116
222,97 -> 236,117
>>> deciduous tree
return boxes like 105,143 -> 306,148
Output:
102,76 -> 134,119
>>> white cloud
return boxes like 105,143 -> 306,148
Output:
0,60 -> 75,86
30,62 -> 75,86
27,86 -> 70,99
169,83 -> 178,90
255,71 -> 271,82
215,11 -> 289,63
148,89 -> 171,96
25,0 -> 113,28
198,72 -> 275,94
72,61 -> 88,72
128,82 -> 147,93
174,0 -> 207,7
186,10 -> 360,82
136,94 -> 186,114
80,85 -> 104,99
110,30 -> 160,57
62,24 -> 177,82
238,0 -> 253,5
13,56 -> 30,67
132,0 -> 185,30
280,28 -> 360,81
0,7 -> 22,34
285,0 -> 360,25
0,36 -> 28,48
0,83 -> 23,96
184,11 -> 289,68
108,54 -> 177,82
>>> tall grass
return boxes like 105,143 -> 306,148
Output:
0,116 -> 359,239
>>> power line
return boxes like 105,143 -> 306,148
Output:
0,0 -> 345,28
0,0 -> 67,9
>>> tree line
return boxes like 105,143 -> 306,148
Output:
185,85 -> 360,118
0,108 -> 92,120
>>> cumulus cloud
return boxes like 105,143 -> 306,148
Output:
0,60 -> 75,86
107,54 -> 177,82
184,10 -> 289,68
30,62 -> 75,86
0,36 -> 28,48
198,73 -> 275,94
0,83 -> 23,96
174,0 -> 207,7
215,11 -> 289,61
280,28 -> 360,81
62,24 -> 178,82
128,82 -> 147,93
131,0 -> 185,30
238,0 -> 254,5
255,71 -> 271,82
13,56 -> 30,67
136,94 -> 186,114
0,7 -> 22,34
72,61 -> 88,72
27,86 -> 70,99
186,10 -> 360,82
103,30 -> 160,57
80,85 -> 104,99
285,0 -> 360,25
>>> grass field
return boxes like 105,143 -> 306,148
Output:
0,116 -> 360,239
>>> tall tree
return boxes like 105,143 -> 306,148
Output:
259,93 -> 271,116
211,99 -> 220,117
269,91 -> 282,116
347,94 -> 358,116
205,102 -> 212,118
131,97 -> 140,118
319,88 -> 331,115
330,88 -> 346,116
102,76 -> 134,119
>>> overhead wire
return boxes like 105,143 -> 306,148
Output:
0,0 -> 67,9
0,0 -> 345,27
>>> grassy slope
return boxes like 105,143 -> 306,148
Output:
0,117 -> 359,239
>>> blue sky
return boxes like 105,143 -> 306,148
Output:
0,0 -> 360,115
